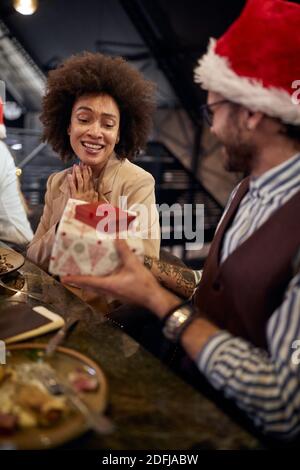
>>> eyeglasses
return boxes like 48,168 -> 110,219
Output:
200,99 -> 229,127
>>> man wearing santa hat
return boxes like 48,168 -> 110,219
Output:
64,0 -> 300,440
0,99 -> 33,245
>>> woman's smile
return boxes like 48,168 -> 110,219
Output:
81,141 -> 106,155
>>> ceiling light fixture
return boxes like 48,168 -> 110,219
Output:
13,0 -> 38,15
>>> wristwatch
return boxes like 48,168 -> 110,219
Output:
162,303 -> 196,343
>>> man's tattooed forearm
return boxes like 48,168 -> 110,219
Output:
155,260 -> 196,297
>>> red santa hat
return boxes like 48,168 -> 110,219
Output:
194,0 -> 300,125
0,99 -> 6,139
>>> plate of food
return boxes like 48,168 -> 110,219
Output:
0,248 -> 24,276
0,343 -> 108,449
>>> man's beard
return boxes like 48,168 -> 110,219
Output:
220,127 -> 258,175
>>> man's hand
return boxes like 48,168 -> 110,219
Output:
62,239 -> 180,318
67,163 -> 99,202
63,240 -> 220,359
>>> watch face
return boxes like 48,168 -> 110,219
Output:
162,305 -> 194,342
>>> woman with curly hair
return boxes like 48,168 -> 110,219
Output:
27,52 -> 160,272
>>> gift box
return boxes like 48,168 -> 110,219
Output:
75,201 -> 136,232
49,198 -> 144,277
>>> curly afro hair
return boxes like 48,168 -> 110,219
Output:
41,52 -> 156,161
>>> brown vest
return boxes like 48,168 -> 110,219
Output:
194,178 -> 300,349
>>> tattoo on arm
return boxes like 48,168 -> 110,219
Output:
155,260 -> 196,298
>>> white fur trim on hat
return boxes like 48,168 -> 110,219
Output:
0,124 -> 6,139
194,39 -> 300,126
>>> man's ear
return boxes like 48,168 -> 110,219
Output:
246,111 -> 264,131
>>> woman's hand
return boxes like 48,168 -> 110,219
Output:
67,163 -> 99,202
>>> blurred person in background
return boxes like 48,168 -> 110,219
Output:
0,100 -> 33,246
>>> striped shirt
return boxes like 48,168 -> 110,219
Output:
196,152 -> 300,439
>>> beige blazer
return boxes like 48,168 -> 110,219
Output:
27,154 -> 161,272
